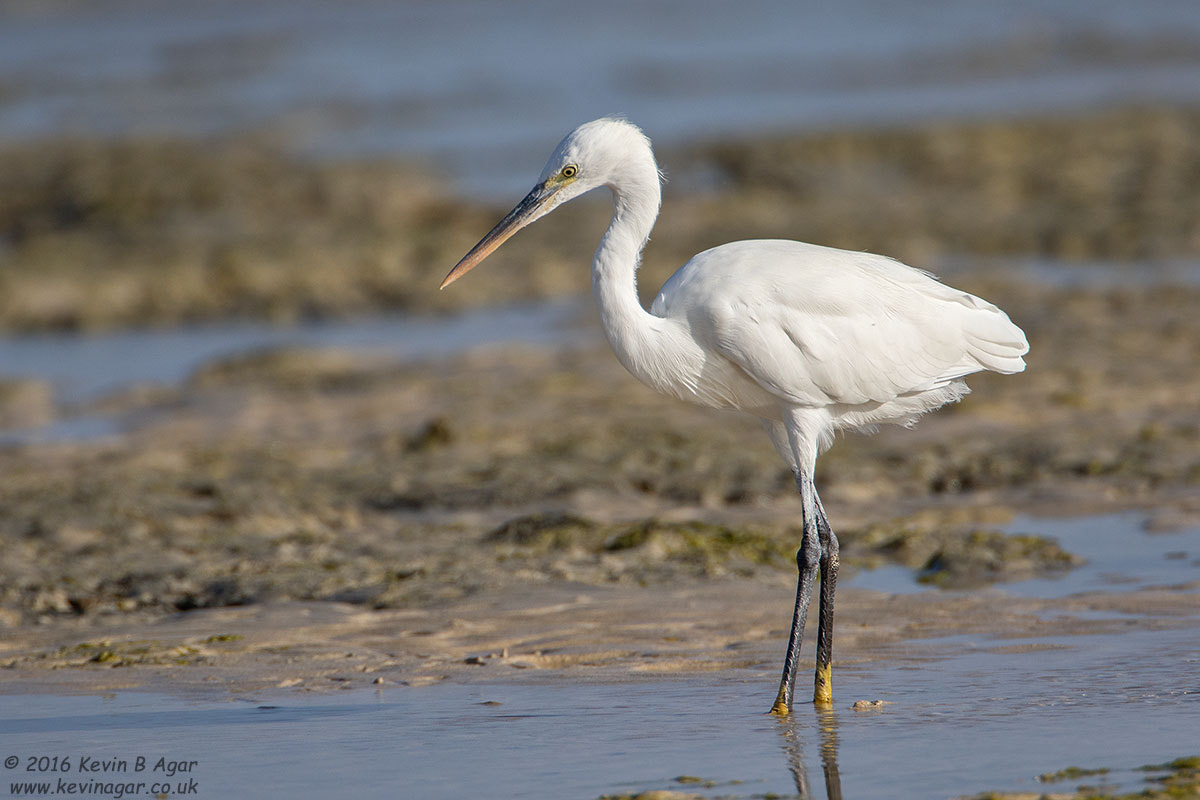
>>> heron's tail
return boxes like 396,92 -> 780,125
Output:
959,297 -> 1029,376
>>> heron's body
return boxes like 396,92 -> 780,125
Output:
442,117 -> 1028,714
647,239 -> 1022,426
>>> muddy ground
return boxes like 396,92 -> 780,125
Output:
1,106 -> 1199,332
0,106 -> 1198,697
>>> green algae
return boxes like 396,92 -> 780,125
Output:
967,755 -> 1200,800
1038,765 -> 1112,782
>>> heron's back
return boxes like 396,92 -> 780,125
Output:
651,240 -> 1027,425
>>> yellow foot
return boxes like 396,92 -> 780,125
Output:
813,663 -> 833,706
769,688 -> 791,716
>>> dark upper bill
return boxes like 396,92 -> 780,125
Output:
439,181 -> 560,290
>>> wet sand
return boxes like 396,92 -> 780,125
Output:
1,107 -> 1199,701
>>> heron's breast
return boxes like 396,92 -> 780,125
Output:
614,320 -> 776,414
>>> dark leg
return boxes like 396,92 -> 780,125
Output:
776,718 -> 812,799
773,706 -> 843,800
813,494 -> 839,705
816,705 -> 844,800
770,472 -> 822,716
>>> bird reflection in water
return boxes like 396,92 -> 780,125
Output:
776,706 -> 843,800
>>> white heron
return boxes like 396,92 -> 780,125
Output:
441,118 -> 1028,714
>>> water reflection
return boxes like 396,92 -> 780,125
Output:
777,706 -> 843,800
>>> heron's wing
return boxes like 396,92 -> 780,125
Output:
672,242 -> 1028,408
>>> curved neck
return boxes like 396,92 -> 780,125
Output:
592,168 -> 663,369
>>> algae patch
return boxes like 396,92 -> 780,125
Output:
846,517 -> 1083,589
480,511 -> 1085,588
485,514 -> 797,581
1038,765 -> 1112,782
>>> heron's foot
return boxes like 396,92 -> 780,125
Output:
769,688 -> 791,716
813,663 -> 833,706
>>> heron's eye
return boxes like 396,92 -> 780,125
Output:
561,164 -> 578,179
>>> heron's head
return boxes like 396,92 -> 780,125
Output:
440,117 -> 657,289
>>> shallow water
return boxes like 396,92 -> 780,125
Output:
0,301 -> 586,444
0,301 -> 584,407
1,630 -> 1196,799
2,514 -> 1197,799
2,0 -> 1199,196
850,511 -> 1200,598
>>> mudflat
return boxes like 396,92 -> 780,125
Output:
1,107 -> 1198,697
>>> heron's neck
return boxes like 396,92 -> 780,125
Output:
592,171 -> 663,368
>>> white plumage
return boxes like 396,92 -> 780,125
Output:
442,117 -> 1028,714
652,239 -> 1026,417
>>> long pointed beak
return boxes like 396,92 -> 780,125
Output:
440,181 -> 561,290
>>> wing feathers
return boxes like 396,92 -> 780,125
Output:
671,241 -> 1028,409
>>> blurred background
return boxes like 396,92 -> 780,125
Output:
2,0 -> 1200,329
1,0 -> 1198,397
4,0 -> 1200,192
0,0 -> 1197,499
